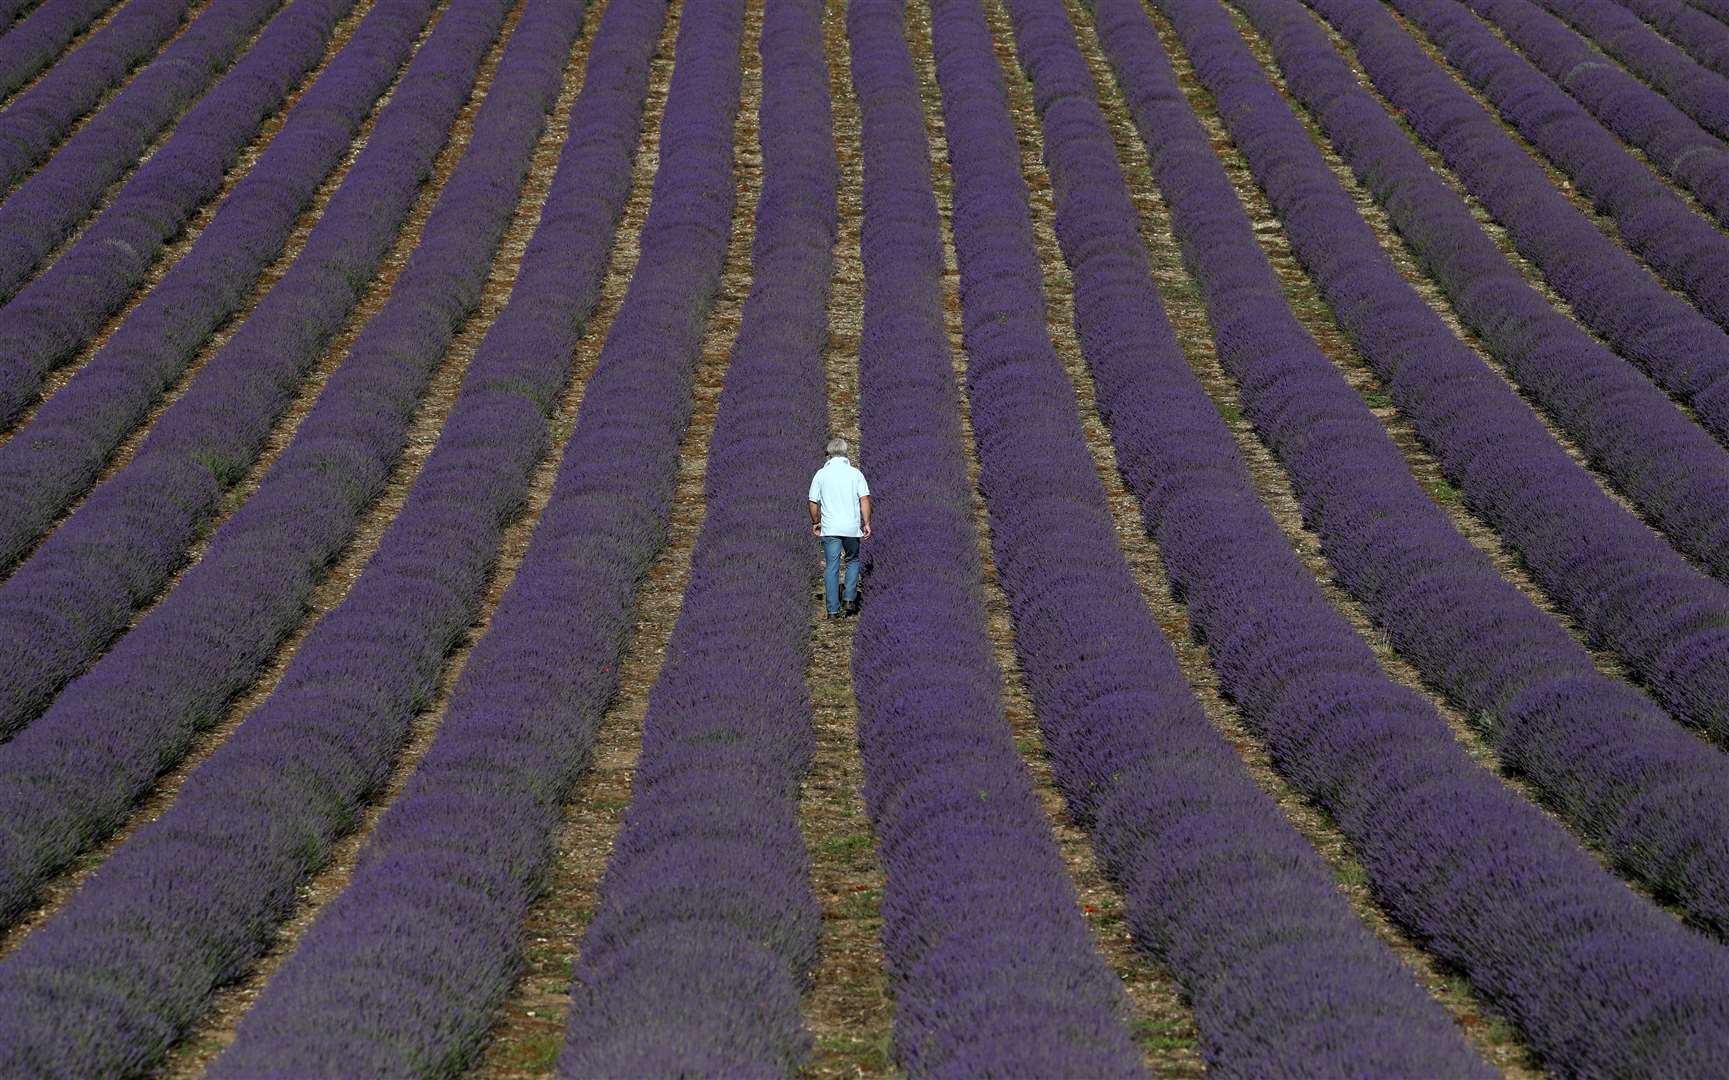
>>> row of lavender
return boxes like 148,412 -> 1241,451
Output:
0,0 -> 178,104
0,0 -> 599,1068
1458,0 -> 1729,228
0,0 -> 316,302
1515,0 -> 1729,142
0,0 -> 535,939
208,0 -> 674,1068
1321,0 -> 1729,579
0,0 -> 43,33
1372,0 -> 1729,361
0,0 -> 471,740
0,0 -> 510,924
1228,0 -> 1729,616
1293,0 -> 1729,732
0,0 -> 278,204
0,0 -> 402,430
1142,0 -> 1729,749
924,0 -> 1487,1072
1003,0 -> 1729,1071
1690,0 -> 1729,38
1076,0 -> 1729,944
0,0 -> 440,585
1622,0 -> 1729,74
846,0 -> 1143,1071
557,0 -> 831,1067
1320,0 -> 1729,450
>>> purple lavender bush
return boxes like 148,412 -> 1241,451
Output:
846,1 -> 1145,1073
1512,0 -> 1729,141
0,0 -> 438,575
0,0 -> 176,102
558,0 -> 831,1069
1233,0 -> 1729,633
1091,0 -> 1729,940
0,0 -> 504,741
1152,0 -> 1729,746
0,0 -> 611,1071
178,0 -> 668,1070
1684,0 -> 1729,30
1445,0 -> 1729,229
1359,0 -> 1729,334
0,0 -> 280,198
1602,0 -> 1729,82
0,0 -> 589,939
1027,0 -> 1729,1070
0,0 -> 41,34
0,0 -> 338,298
926,0 -> 1488,1072
0,0 -> 413,427
1304,0 -> 1729,445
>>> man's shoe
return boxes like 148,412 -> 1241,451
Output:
844,600 -> 860,617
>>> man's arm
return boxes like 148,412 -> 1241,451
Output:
859,494 -> 872,539
809,500 -> 822,537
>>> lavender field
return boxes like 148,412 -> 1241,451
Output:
0,0 -> 1727,1072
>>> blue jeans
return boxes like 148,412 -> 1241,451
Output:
822,536 -> 860,614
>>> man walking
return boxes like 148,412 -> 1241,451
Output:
809,437 -> 871,618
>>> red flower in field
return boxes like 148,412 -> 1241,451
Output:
1083,905 -> 1098,914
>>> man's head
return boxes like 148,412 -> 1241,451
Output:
827,437 -> 849,458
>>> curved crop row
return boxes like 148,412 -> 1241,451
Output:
925,0 -> 1485,1072
1457,0 -> 1729,233
0,0 -> 382,428
0,0 -> 278,198
0,0 -> 595,1070
0,0 -> 436,581
1236,0 -> 1729,603
0,0 -> 155,103
0,0 -> 310,299
1038,0 -> 1729,1070
1091,0 -> 1729,940
0,0 -> 45,33
1245,0 -> 1729,660
1615,0 -> 1729,78
845,1 -> 1141,1073
1510,0 -> 1729,142
1175,0 -> 1729,745
1687,0 -> 1729,31
0,0 -> 505,742
205,3 -> 672,1075
0,0 -> 569,936
1304,0 -> 1729,448
558,0 -> 830,1070
1367,0 -> 1729,335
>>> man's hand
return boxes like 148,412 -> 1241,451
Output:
861,522 -> 872,539
811,523 -> 822,538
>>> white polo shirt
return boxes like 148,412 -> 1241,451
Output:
809,456 -> 870,537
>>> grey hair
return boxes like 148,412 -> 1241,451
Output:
826,437 -> 849,457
